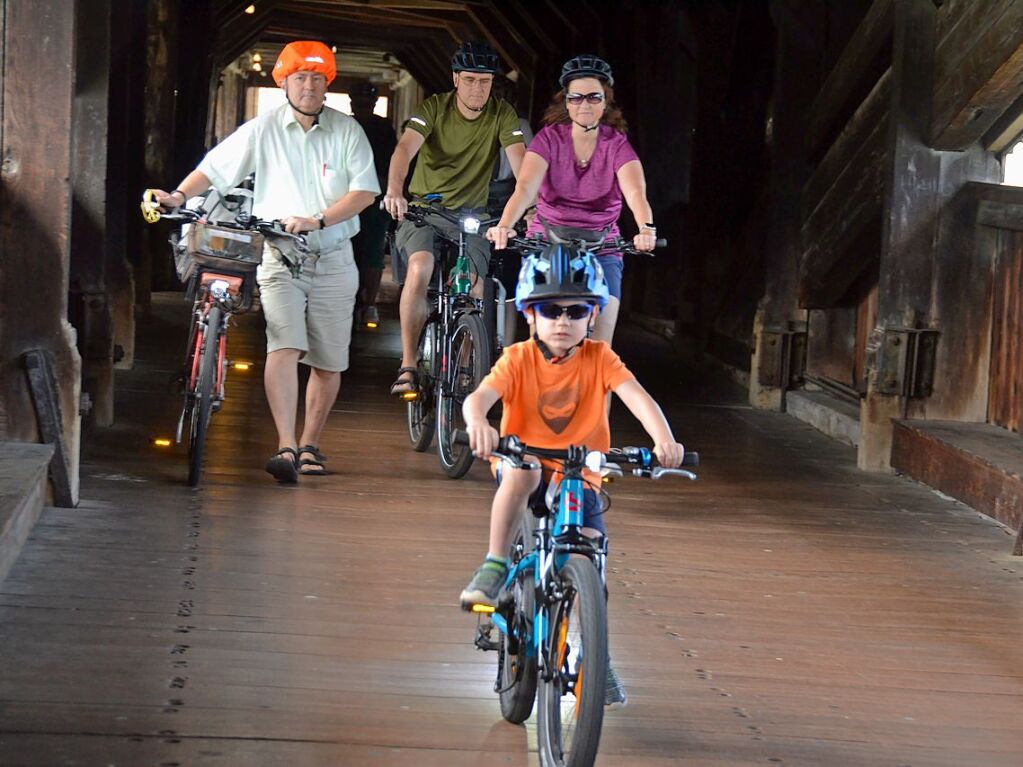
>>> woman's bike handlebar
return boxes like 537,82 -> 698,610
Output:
453,430 -> 698,480
505,234 -> 666,257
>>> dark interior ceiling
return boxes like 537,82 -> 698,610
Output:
210,0 -> 598,95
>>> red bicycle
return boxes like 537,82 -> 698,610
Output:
142,189 -> 308,485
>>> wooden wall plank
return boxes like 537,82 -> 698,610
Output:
931,2 -> 1023,149
805,0 -> 892,159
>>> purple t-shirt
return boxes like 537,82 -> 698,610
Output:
526,123 -> 639,239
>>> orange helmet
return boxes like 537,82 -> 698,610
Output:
273,41 -> 336,86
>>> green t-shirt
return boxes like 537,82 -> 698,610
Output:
406,92 -> 525,210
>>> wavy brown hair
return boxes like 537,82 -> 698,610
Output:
540,82 -> 628,133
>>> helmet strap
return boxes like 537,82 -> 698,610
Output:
532,330 -> 583,364
286,94 -> 325,118
456,91 -> 487,113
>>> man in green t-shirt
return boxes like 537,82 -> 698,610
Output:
383,41 -> 526,396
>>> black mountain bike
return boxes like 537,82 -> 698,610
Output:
402,196 -> 498,478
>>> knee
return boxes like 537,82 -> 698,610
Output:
405,253 -> 433,287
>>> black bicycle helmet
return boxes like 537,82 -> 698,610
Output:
515,244 -> 609,310
452,41 -> 499,74
350,81 -> 378,100
558,54 -> 614,88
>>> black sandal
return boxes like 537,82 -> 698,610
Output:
389,366 -> 419,396
265,447 -> 299,483
297,445 -> 330,476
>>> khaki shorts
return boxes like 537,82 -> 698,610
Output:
392,212 -> 491,285
256,240 -> 358,372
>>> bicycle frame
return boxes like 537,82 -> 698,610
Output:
488,459 -> 607,679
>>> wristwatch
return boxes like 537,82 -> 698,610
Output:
313,212 -> 326,229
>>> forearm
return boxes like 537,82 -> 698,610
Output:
497,186 -> 536,229
463,386 -> 497,427
386,145 -> 412,197
617,380 -> 674,443
173,170 -> 212,202
323,190 -> 376,227
623,189 -> 653,231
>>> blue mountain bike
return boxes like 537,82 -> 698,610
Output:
464,433 -> 698,767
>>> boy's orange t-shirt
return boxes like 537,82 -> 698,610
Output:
481,339 -> 636,479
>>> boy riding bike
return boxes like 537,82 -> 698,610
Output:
459,243 -> 685,707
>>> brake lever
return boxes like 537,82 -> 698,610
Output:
646,467 -> 697,481
600,461 -> 624,479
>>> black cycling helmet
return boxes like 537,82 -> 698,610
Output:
350,81 -> 378,100
558,54 -> 614,88
452,41 -> 499,74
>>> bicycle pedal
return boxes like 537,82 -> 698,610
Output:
474,620 -> 500,652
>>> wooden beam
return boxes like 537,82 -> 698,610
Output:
800,74 -> 890,309
805,0 -> 893,160
972,181 -> 1023,231
804,68 -> 892,228
931,0 -> 1023,150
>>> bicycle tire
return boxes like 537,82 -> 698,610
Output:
498,514 -> 539,723
537,557 -> 607,767
187,304 -> 220,487
407,318 -> 438,452
437,312 -> 490,478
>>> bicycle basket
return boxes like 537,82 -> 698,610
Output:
174,222 -> 265,282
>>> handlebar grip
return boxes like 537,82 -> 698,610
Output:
682,451 -> 698,467
656,238 -> 667,248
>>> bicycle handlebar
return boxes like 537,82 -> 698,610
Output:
140,189 -> 308,250
453,430 -> 698,480
403,195 -> 498,233
506,234 -> 666,258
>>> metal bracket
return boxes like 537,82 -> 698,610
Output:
758,323 -> 807,389
876,327 -> 939,398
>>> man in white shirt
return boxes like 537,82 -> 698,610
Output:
150,40 -> 379,483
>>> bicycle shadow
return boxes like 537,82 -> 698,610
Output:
468,718 -> 532,765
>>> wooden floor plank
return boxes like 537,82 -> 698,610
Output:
1,295 -> 1022,766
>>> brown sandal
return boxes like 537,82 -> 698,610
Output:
265,447 -> 298,483
297,445 -> 330,476
389,366 -> 419,396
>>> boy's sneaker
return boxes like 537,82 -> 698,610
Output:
363,305 -> 380,326
605,663 -> 627,709
460,557 -> 507,610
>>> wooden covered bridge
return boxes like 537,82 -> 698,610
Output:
1,1 -> 1022,764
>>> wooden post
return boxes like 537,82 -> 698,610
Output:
750,8 -> 818,410
70,0 -> 114,427
0,0 -> 81,500
860,0 -> 939,471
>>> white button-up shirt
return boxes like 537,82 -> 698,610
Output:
198,104 -> 380,251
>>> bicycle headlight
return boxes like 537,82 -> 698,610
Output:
462,216 -> 481,235
585,450 -> 604,473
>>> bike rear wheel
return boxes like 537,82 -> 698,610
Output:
498,514 -> 539,723
437,311 -> 490,478
407,318 -> 438,451
537,557 -> 607,767
187,304 -> 220,487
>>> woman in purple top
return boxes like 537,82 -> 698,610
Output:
486,55 -> 657,344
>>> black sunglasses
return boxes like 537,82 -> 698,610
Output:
566,92 -> 605,105
534,303 -> 594,320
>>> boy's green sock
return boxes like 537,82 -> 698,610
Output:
483,554 -> 508,571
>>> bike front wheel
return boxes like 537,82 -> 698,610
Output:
437,312 -> 490,478
407,318 -> 438,451
498,514 -> 538,723
187,304 -> 220,487
537,557 -> 608,767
